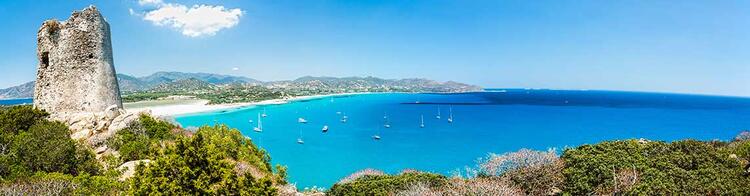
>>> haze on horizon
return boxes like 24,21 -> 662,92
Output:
0,0 -> 748,97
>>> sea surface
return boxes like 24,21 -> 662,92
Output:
175,90 -> 750,189
0,98 -> 32,106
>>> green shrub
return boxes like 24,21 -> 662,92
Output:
128,125 -> 278,195
107,114 -> 179,162
0,105 -> 49,136
562,139 -> 750,195
327,172 -> 448,196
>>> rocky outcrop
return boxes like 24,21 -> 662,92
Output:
117,160 -> 151,181
34,5 -> 122,115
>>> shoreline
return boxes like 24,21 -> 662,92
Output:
124,92 -> 376,117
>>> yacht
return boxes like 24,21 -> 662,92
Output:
383,113 -> 391,128
253,113 -> 262,132
261,108 -> 268,117
372,135 -> 381,140
436,107 -> 441,119
322,125 -> 329,133
297,138 -> 305,144
420,115 -> 425,128
298,118 -> 308,123
447,107 -> 453,123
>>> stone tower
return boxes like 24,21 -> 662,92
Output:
34,6 -> 122,115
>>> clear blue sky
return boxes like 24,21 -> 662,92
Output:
0,0 -> 748,96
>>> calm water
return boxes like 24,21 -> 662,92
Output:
0,98 -> 32,106
175,90 -> 750,189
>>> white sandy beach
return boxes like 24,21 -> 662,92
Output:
123,92 -> 372,117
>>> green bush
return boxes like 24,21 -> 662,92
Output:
107,114 -> 179,162
562,139 -> 750,195
0,106 -> 100,181
128,125 -> 278,195
327,172 -> 448,196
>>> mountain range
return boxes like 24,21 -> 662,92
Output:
0,72 -> 482,99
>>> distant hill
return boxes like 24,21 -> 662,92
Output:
270,76 -> 483,93
120,71 -> 262,92
148,78 -> 217,92
0,81 -> 34,99
0,72 -> 482,99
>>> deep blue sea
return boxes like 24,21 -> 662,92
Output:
0,98 -> 32,106
174,90 -> 750,189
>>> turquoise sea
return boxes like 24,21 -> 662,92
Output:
0,98 -> 32,106
174,89 -> 750,189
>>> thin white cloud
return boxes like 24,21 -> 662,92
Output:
138,0 -> 163,6
136,1 -> 243,37
232,67 -> 239,71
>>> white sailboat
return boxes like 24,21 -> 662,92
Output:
261,108 -> 268,117
322,125 -> 329,133
447,106 -> 453,123
298,117 -> 308,123
436,107 -> 441,119
383,113 -> 391,128
297,125 -> 304,144
420,115 -> 425,128
253,113 -> 262,132
372,127 -> 381,140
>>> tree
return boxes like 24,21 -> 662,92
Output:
128,125 -> 277,195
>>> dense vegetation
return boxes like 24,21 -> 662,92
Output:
329,136 -> 750,195
128,125 -> 281,195
0,105 -> 113,194
0,105 -> 285,195
107,114 -> 178,162
563,139 -> 750,195
327,171 -> 447,196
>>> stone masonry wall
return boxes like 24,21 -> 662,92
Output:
34,6 -> 122,115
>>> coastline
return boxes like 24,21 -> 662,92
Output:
124,92 -> 375,117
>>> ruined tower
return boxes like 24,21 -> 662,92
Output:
34,6 -> 122,115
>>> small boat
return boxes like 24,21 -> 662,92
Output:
341,115 -> 348,123
322,125 -> 329,133
253,113 -> 263,132
297,138 -> 305,144
436,107 -> 441,119
336,111 -> 342,115
298,118 -> 308,123
372,135 -> 381,140
420,115 -> 425,128
447,107 -> 453,123
383,112 -> 391,128
262,108 -> 268,118
248,119 -> 253,123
